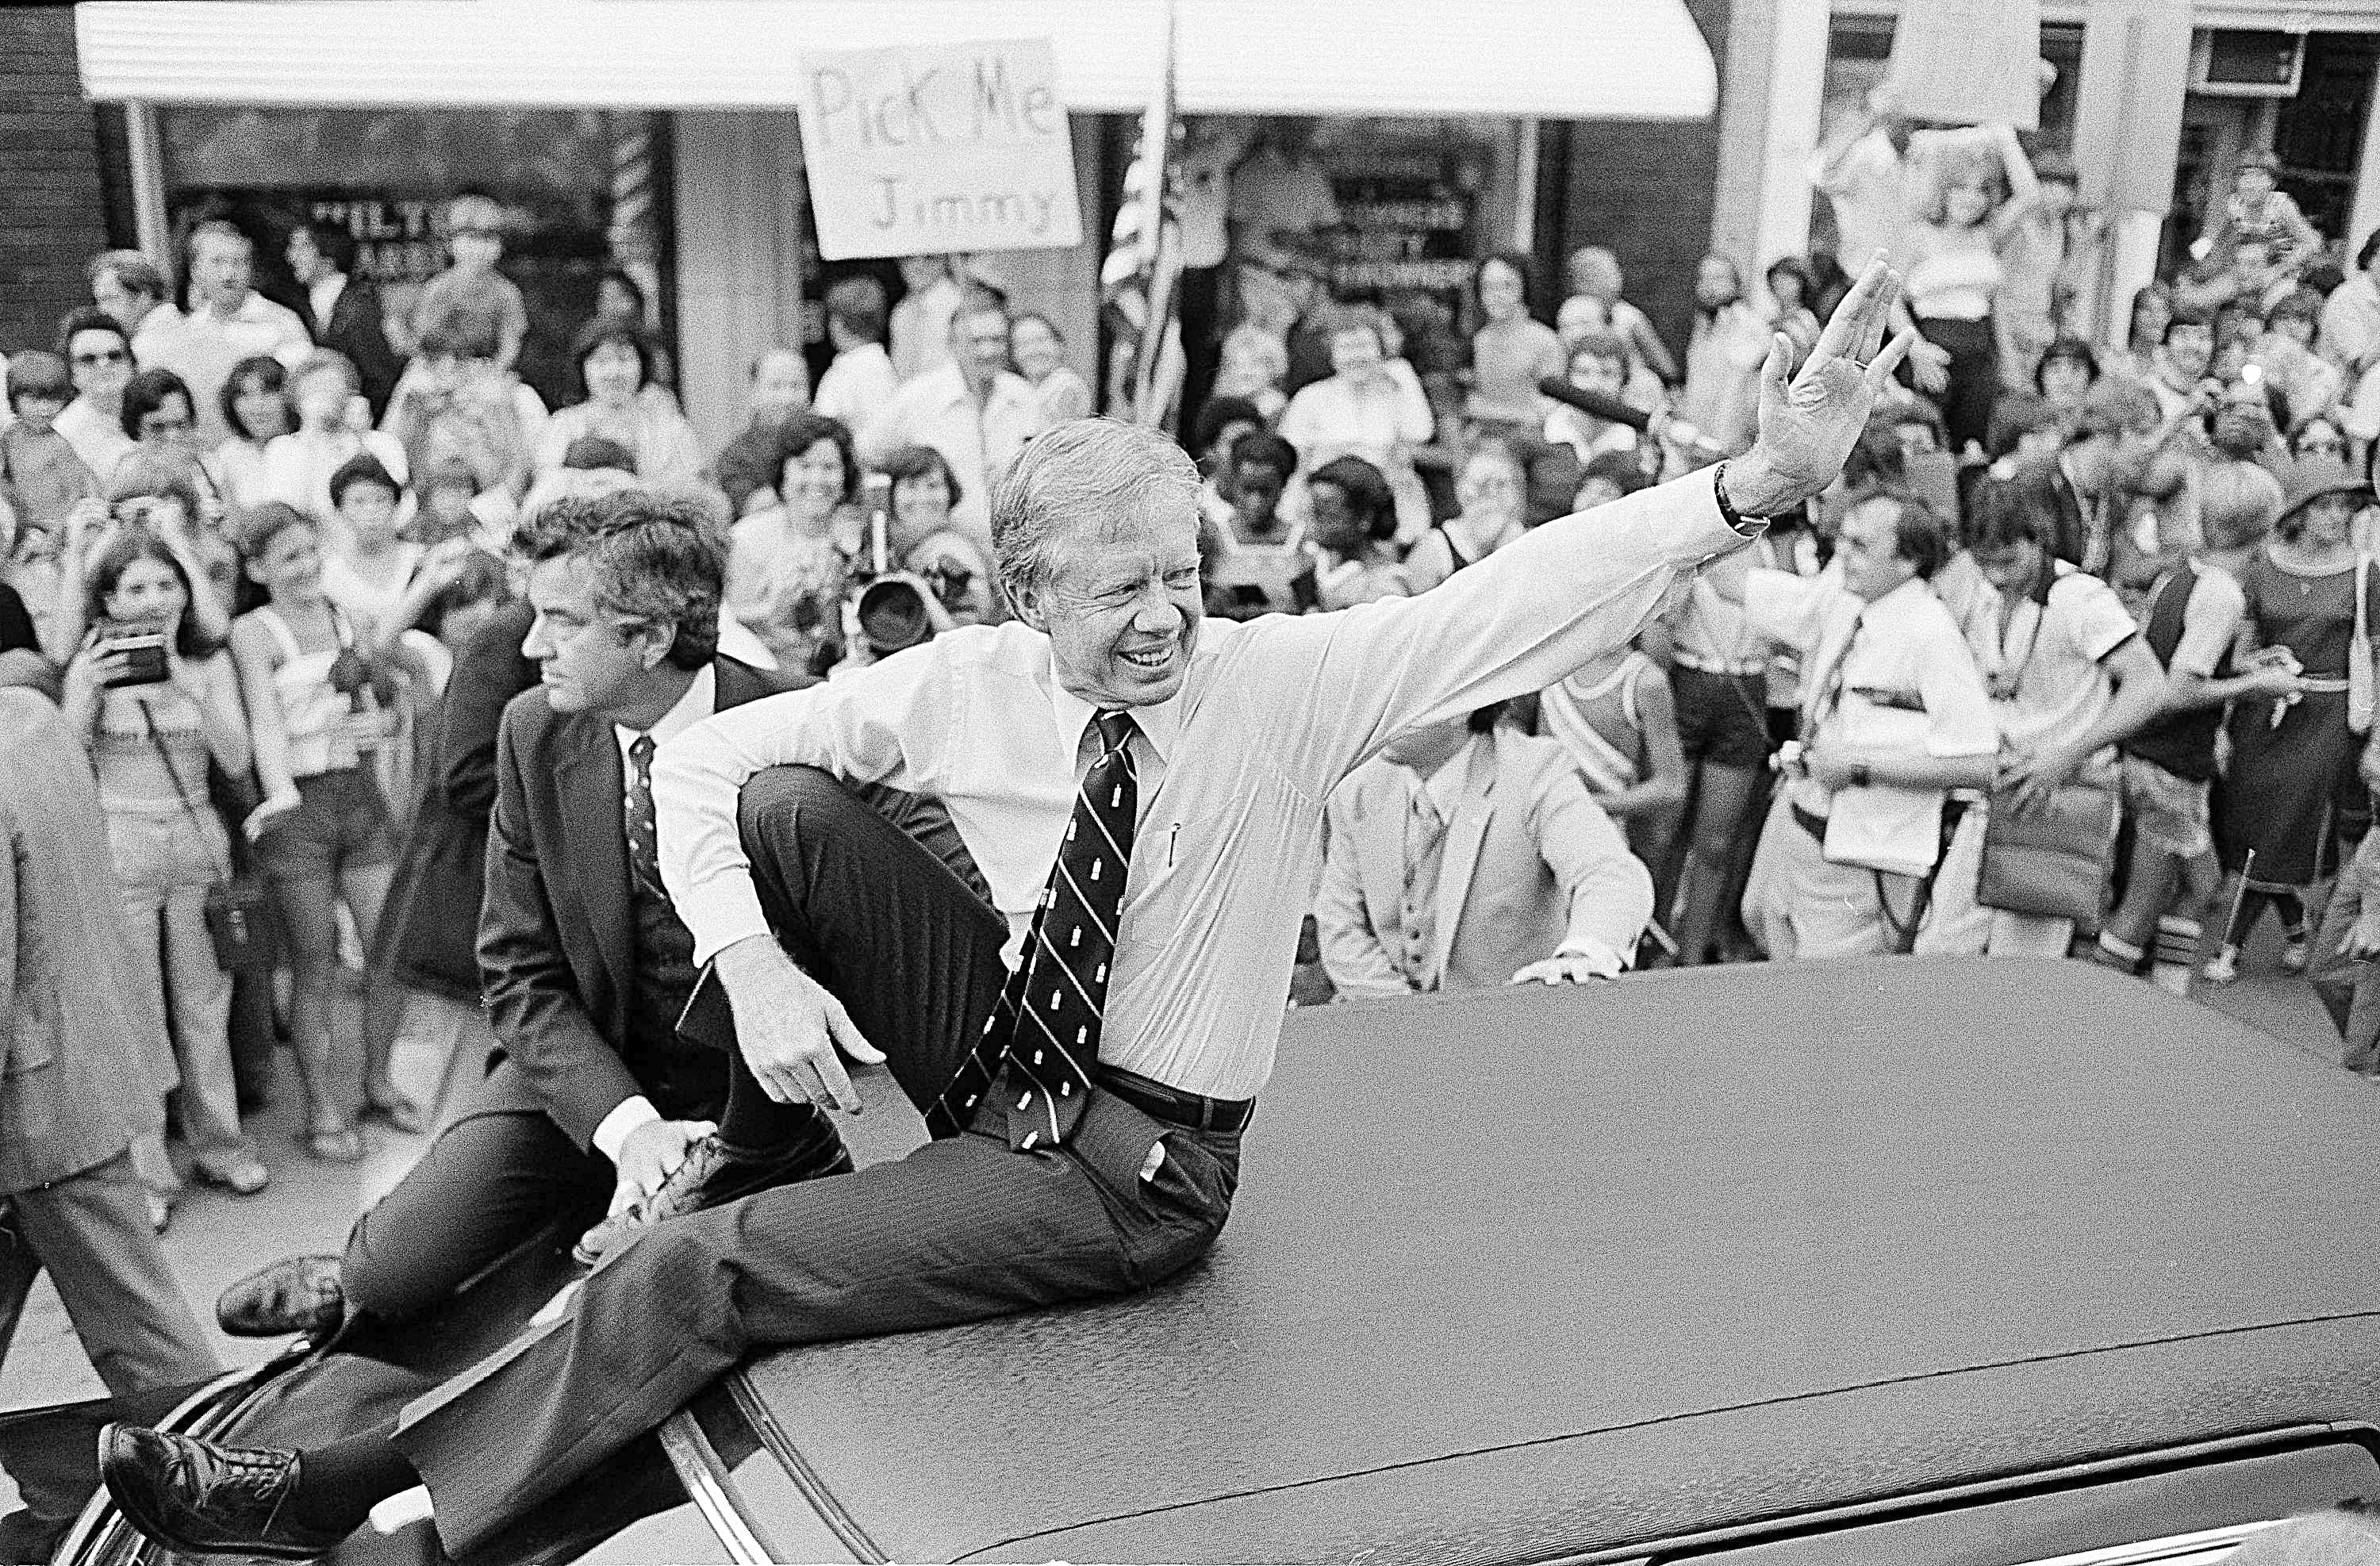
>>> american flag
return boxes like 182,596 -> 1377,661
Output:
1099,0 -> 1183,428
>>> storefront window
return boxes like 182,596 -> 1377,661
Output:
2166,33 -> 2375,278
155,107 -> 674,411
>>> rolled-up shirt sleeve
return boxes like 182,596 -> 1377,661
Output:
1246,466 -> 1752,794
653,650 -> 948,965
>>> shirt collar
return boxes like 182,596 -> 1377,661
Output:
616,663 -> 716,756
1042,651 -> 1183,765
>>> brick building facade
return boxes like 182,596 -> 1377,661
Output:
0,6 -> 121,357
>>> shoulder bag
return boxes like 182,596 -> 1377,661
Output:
1975,587 -> 2122,922
139,702 -> 282,972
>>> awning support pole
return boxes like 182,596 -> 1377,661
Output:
125,100 -> 170,267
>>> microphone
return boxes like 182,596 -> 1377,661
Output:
1537,377 -> 1726,462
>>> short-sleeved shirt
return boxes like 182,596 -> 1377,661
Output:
1971,562 -> 2138,757
413,267 -> 529,355
1749,570 -> 1998,875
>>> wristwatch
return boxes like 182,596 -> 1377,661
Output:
1849,762 -> 1873,789
1711,460 -> 1779,534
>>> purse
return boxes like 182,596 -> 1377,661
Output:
1977,773 -> 2121,923
2349,553 -> 2374,736
140,703 -> 282,973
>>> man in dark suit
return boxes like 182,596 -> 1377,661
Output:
217,492 -> 850,1338
287,221 -> 401,422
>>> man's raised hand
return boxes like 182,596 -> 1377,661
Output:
712,935 -> 885,1114
1722,254 -> 1914,520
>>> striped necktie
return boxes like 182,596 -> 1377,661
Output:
931,711 -> 1140,1149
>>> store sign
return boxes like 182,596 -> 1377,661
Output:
797,38 -> 1084,260
1883,0 -> 2043,129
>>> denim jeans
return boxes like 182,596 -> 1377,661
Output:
106,805 -> 250,1169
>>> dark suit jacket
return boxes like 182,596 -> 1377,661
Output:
383,601 -> 539,1000
470,655 -> 801,1148
309,274 -> 402,421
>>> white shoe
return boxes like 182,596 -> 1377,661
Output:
2203,946 -> 2240,985
2282,938 -> 2311,974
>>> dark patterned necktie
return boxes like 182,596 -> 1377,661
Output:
627,734 -> 666,898
931,711 -> 1138,1149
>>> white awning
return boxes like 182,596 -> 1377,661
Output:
74,0 -> 1717,119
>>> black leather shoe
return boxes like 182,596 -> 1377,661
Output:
99,1424 -> 348,1560
216,1255 -> 344,1340
574,1123 -> 854,1269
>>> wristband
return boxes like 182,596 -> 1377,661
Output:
1849,762 -> 1872,789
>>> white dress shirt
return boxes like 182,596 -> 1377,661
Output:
591,666 -> 719,1164
859,362 -> 1046,544
656,468 -> 1746,1103
1748,571 -> 1998,877
813,342 -> 899,433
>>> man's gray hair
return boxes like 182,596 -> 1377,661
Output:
991,419 -> 1201,603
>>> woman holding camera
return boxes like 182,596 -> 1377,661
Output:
228,501 -> 415,1162
61,529 -> 270,1203
879,443 -> 997,625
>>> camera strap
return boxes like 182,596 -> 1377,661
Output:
136,697 -> 236,885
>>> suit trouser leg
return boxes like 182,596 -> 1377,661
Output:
390,768 -> 1228,1555
342,1109 -> 611,1322
0,1153 -> 220,1399
724,766 -> 1008,1130
394,1100 -> 1240,1557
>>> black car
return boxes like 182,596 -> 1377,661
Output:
40,957 -> 2380,1562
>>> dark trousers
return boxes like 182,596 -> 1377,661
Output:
342,1108 -> 612,1322
390,768 -> 1242,1556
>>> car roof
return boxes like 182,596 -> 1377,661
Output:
738,956 -> 2380,1563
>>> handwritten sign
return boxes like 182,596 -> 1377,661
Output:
798,39 -> 1084,260
1883,0 -> 2043,129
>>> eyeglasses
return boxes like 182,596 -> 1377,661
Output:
72,348 -> 128,366
2301,437 -> 2347,455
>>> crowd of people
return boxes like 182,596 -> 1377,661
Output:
5,126 -> 2380,1264
2,114 -> 2378,1561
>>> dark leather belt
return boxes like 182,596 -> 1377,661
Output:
1793,802 -> 1829,842
1096,1065 -> 1255,1133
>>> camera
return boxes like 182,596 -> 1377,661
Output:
855,576 -> 937,660
93,618 -> 171,687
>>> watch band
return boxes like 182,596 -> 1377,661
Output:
1711,460 -> 1771,534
